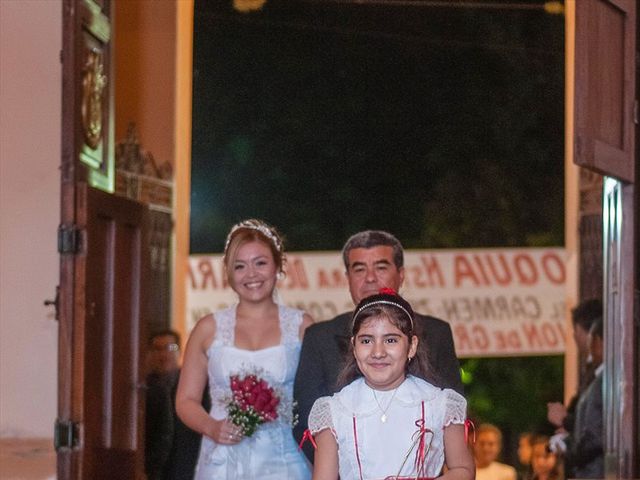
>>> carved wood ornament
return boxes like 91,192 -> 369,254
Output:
81,48 -> 107,150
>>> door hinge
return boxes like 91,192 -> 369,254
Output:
57,224 -> 82,254
54,419 -> 80,451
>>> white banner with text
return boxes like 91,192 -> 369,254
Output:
187,248 -> 567,357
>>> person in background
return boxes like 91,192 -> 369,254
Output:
145,330 -> 209,480
474,423 -> 517,480
293,230 -> 463,463
529,435 -> 563,480
176,219 -> 313,479
307,289 -> 475,480
546,299 -> 602,434
562,317 -> 604,479
546,299 -> 601,477
517,432 -> 533,480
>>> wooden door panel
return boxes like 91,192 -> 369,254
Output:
58,185 -> 148,479
81,186 -> 147,479
574,0 -> 635,182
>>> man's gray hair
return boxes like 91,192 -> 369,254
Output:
341,230 -> 404,270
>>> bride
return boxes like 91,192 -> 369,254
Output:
176,219 -> 313,479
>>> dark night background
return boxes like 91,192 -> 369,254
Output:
190,0 -> 565,466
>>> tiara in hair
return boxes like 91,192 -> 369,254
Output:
352,290 -> 414,330
224,219 -> 283,255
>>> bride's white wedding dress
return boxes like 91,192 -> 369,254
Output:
194,304 -> 311,480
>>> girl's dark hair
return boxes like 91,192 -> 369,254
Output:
336,290 -> 431,389
571,298 -> 602,331
530,435 -> 564,480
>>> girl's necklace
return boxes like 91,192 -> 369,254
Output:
372,386 -> 400,423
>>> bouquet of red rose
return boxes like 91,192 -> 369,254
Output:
227,373 -> 280,437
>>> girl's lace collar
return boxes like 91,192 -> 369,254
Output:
334,376 -> 439,416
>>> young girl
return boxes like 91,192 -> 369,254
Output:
517,432 -> 533,480
529,436 -> 563,480
307,289 -> 475,480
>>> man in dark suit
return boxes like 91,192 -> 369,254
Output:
567,316 -> 604,478
547,299 -> 602,434
145,330 -> 210,480
293,230 -> 463,462
546,298 -> 601,476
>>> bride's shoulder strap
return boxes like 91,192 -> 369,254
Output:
212,304 -> 237,347
278,304 -> 303,344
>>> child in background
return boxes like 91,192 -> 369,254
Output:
517,432 -> 533,480
474,424 -> 516,480
529,435 -> 563,480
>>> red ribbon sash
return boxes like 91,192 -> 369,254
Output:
298,428 -> 318,450
464,418 -> 476,444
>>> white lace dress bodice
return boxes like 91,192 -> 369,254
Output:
308,376 -> 467,480
194,304 -> 311,480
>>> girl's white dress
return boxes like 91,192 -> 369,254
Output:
194,304 -> 311,480
308,375 -> 467,480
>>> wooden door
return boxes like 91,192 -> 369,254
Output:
58,0 -> 148,478
574,0 -> 635,183
58,186 -> 148,479
572,0 -> 637,476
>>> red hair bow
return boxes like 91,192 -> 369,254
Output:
379,287 -> 398,295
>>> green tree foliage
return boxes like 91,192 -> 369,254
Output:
461,356 -> 563,461
190,1 -> 564,252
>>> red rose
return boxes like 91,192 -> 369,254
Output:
242,376 -> 255,391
